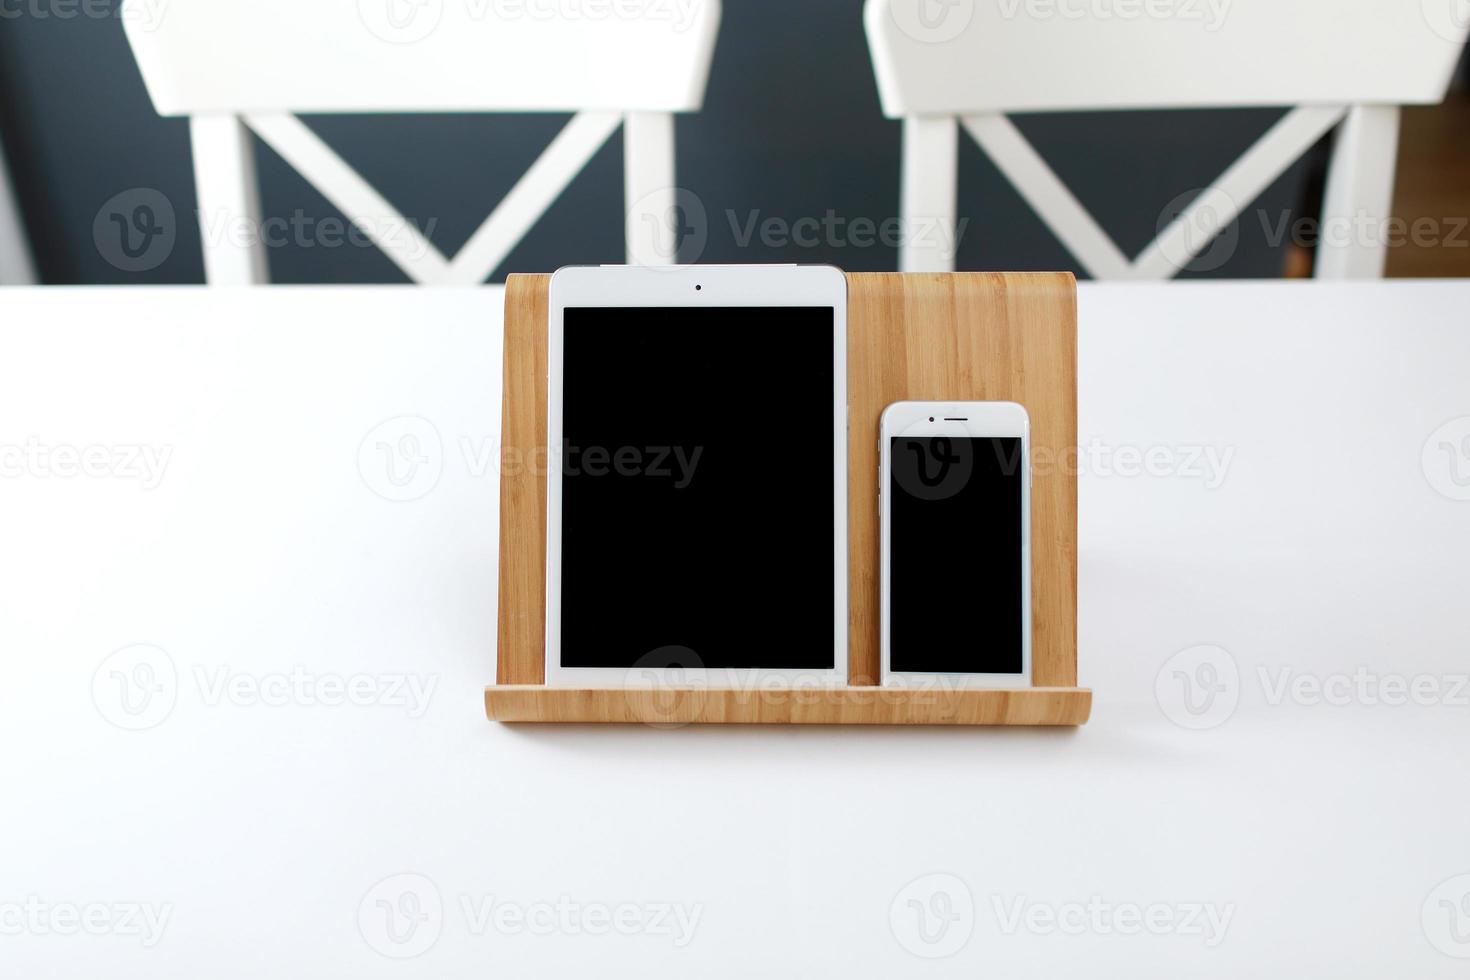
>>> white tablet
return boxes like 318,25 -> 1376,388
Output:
545,265 -> 848,688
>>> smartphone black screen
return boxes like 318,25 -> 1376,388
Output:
559,306 -> 836,670
889,436 -> 1025,674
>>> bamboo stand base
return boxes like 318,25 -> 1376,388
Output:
490,272 -> 1090,726
485,686 -> 1091,726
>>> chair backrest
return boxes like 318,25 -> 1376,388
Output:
0,133 -> 37,285
866,0 -> 1469,278
122,0 -> 721,283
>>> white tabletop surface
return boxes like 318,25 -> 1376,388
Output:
3,281 -> 1469,978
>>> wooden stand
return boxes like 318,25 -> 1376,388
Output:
488,272 -> 1091,726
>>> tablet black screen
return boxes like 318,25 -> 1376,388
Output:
559,306 -> 837,670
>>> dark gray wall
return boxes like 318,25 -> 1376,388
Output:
1,0 -> 1313,284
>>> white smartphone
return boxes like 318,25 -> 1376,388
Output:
545,264 -> 848,688
880,401 -> 1032,688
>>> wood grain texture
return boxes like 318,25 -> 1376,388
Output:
496,274 -> 551,684
485,686 -> 1091,726
495,271 -> 1081,716
846,272 -> 1078,687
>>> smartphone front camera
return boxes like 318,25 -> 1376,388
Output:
928,416 -> 935,422
695,284 -> 702,291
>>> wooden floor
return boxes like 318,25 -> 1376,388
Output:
1387,92 -> 1470,278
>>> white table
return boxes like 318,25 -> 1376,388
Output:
3,282 -> 1468,978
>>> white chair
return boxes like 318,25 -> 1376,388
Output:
122,0 -> 721,284
865,0 -> 1470,278
0,133 -> 37,285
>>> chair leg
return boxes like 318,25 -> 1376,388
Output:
190,115 -> 269,285
624,111 -> 677,266
0,132 -> 37,285
900,115 -> 958,273
1317,105 -> 1400,279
